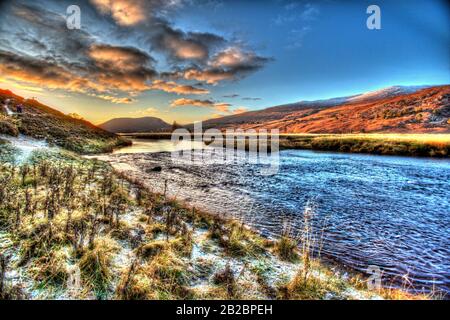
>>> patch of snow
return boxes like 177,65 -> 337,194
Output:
347,85 -> 429,104
343,287 -> 383,300
0,231 -> 35,298
3,104 -> 14,116
0,134 -> 52,163
120,208 -> 141,226
65,264 -> 82,299
112,242 -> 134,271
257,254 -> 298,287
291,85 -> 429,108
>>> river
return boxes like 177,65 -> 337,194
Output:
98,139 -> 450,296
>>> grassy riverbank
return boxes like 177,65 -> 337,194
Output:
120,133 -> 450,157
0,145 -> 435,300
279,134 -> 450,157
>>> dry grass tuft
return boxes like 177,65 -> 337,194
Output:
31,248 -> 70,286
79,237 -> 119,293
117,250 -> 190,300
213,264 -> 237,298
274,235 -> 298,262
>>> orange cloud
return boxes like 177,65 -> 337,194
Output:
163,37 -> 207,60
183,68 -> 234,85
0,52 -> 206,99
90,0 -> 147,26
150,80 -> 209,95
0,55 -> 106,94
88,44 -> 153,72
177,47 -> 271,85
0,47 -> 211,100
170,98 -> 231,113
0,44 -> 159,97
232,107 -> 249,114
171,98 -> 214,108
209,47 -> 250,68
215,103 -> 231,113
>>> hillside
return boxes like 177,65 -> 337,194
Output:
99,117 -> 171,133
0,89 -> 130,153
197,86 -> 450,133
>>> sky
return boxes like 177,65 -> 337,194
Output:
0,0 -> 449,125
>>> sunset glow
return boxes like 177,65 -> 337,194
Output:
0,0 -> 448,125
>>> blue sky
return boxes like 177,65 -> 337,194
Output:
0,0 -> 449,124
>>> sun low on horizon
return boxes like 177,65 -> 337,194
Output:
0,0 -> 449,125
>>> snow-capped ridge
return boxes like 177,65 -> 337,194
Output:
347,85 -> 430,103
295,85 -> 431,107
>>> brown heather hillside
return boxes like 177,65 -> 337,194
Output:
0,89 -> 130,153
200,86 -> 450,133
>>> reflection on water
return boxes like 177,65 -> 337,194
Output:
113,139 -> 209,154
103,139 -> 450,295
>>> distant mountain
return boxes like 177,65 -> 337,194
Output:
262,86 -> 430,112
99,117 -> 171,133
0,89 -> 129,153
195,85 -> 450,133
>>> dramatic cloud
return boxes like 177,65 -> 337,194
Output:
0,0 -> 270,112
0,43 -> 158,99
180,68 -> 233,85
150,23 -> 224,62
150,80 -> 209,95
91,1 -> 225,63
212,47 -> 270,72
0,3 -> 158,97
0,50 -> 103,93
223,94 -> 240,98
170,98 -> 231,112
242,97 -> 261,101
0,43 -> 208,99
10,3 -> 96,58
91,0 -> 147,26
209,47 -> 256,68
85,44 -> 158,92
176,47 -> 271,84
88,44 -> 155,72
90,0 -> 182,26
0,3 -> 161,98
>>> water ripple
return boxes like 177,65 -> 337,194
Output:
104,144 -> 450,296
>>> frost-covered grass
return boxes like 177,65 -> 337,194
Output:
0,138 -> 17,164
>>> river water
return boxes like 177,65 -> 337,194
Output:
101,139 -> 450,295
